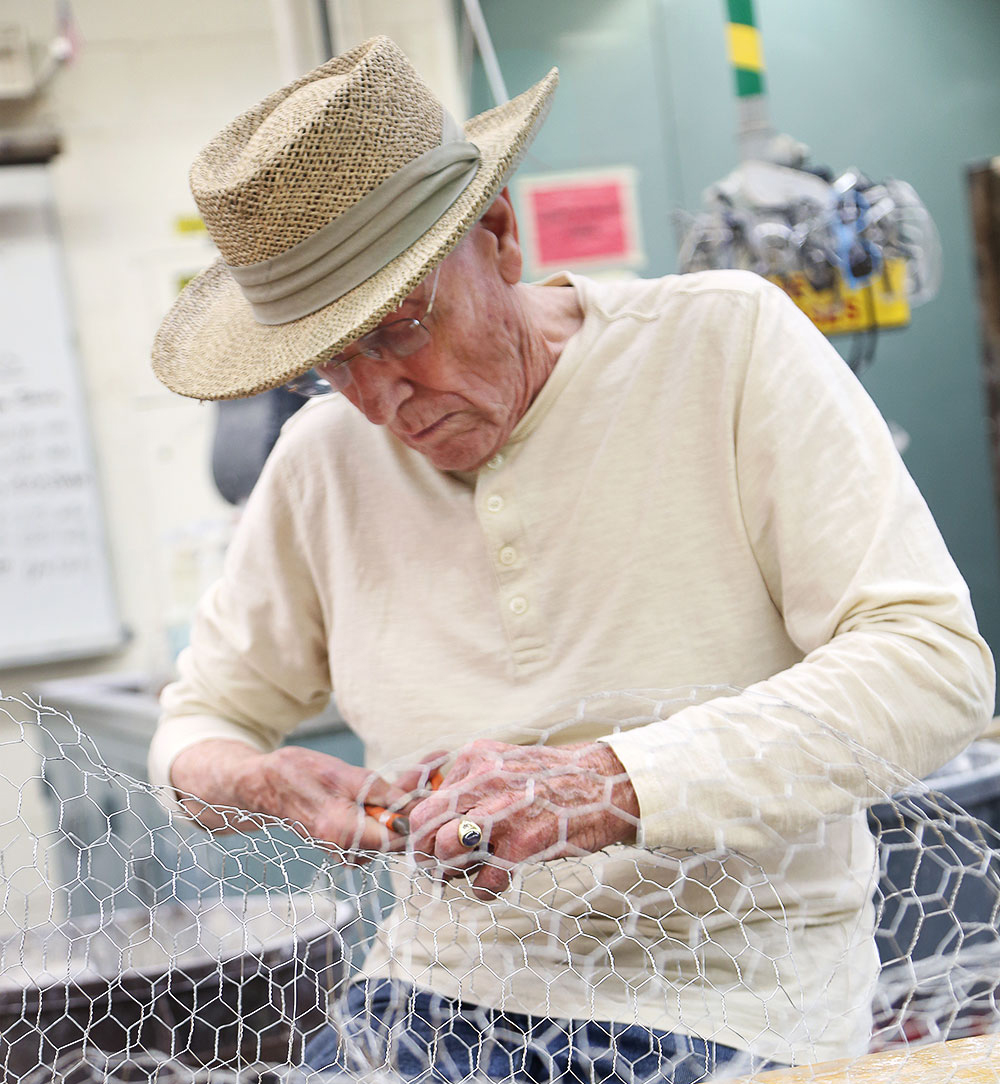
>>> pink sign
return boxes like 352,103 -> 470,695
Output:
519,170 -> 641,271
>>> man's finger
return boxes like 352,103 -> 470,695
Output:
354,770 -> 412,811
394,751 -> 450,796
431,793 -> 512,866
457,818 -> 483,849
470,858 -> 515,899
308,802 -> 400,855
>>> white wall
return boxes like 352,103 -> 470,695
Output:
0,0 -> 285,695
0,0 -> 461,694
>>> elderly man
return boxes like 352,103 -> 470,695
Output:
149,36 -> 993,1084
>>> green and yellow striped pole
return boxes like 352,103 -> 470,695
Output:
725,0 -> 774,159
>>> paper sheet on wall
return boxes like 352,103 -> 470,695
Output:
516,167 -> 645,276
0,165 -> 122,668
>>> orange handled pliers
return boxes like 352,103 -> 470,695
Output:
364,768 -> 444,836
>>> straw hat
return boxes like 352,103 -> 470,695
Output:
152,36 -> 558,401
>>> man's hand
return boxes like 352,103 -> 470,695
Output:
170,739 -> 414,858
405,740 -> 640,898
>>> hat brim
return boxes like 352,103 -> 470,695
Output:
152,70 -> 558,401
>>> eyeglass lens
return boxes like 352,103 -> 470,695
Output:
286,265 -> 440,397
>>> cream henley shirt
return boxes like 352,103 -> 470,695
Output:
151,270 -> 994,1065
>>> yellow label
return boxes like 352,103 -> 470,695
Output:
727,23 -> 764,72
769,258 -> 911,335
174,214 -> 207,235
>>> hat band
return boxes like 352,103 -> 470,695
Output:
226,113 -> 480,325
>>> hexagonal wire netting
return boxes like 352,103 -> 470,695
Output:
1,687 -> 999,1083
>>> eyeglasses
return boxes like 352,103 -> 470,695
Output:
286,266 -> 441,397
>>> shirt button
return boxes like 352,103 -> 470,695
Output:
486,495 -> 504,513
499,545 -> 517,566
486,454 -> 504,470
509,596 -> 528,615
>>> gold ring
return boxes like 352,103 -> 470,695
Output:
457,819 -> 483,849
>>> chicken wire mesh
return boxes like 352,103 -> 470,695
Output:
1,687 -> 999,1083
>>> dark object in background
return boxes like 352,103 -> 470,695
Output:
0,897 -> 343,1080
871,743 -> 1000,968
211,387 -> 306,505
968,159 -> 1000,550
869,742 -> 1000,1045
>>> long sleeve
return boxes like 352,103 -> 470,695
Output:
603,278 -> 995,856
148,441 -> 333,793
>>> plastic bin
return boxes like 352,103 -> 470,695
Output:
869,740 -> 1000,967
869,741 -> 1000,1045
0,893 -> 347,1081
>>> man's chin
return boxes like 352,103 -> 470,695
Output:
417,436 -> 497,472
398,419 -> 503,472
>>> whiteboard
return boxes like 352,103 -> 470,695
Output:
0,164 -> 123,668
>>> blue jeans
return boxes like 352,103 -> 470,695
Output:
304,979 -> 774,1082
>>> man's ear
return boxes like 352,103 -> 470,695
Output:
477,187 -> 522,284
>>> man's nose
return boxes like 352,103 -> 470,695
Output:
348,358 -> 411,425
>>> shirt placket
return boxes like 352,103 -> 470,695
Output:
476,451 -> 549,671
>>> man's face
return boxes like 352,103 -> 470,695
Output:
317,217 -> 534,472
